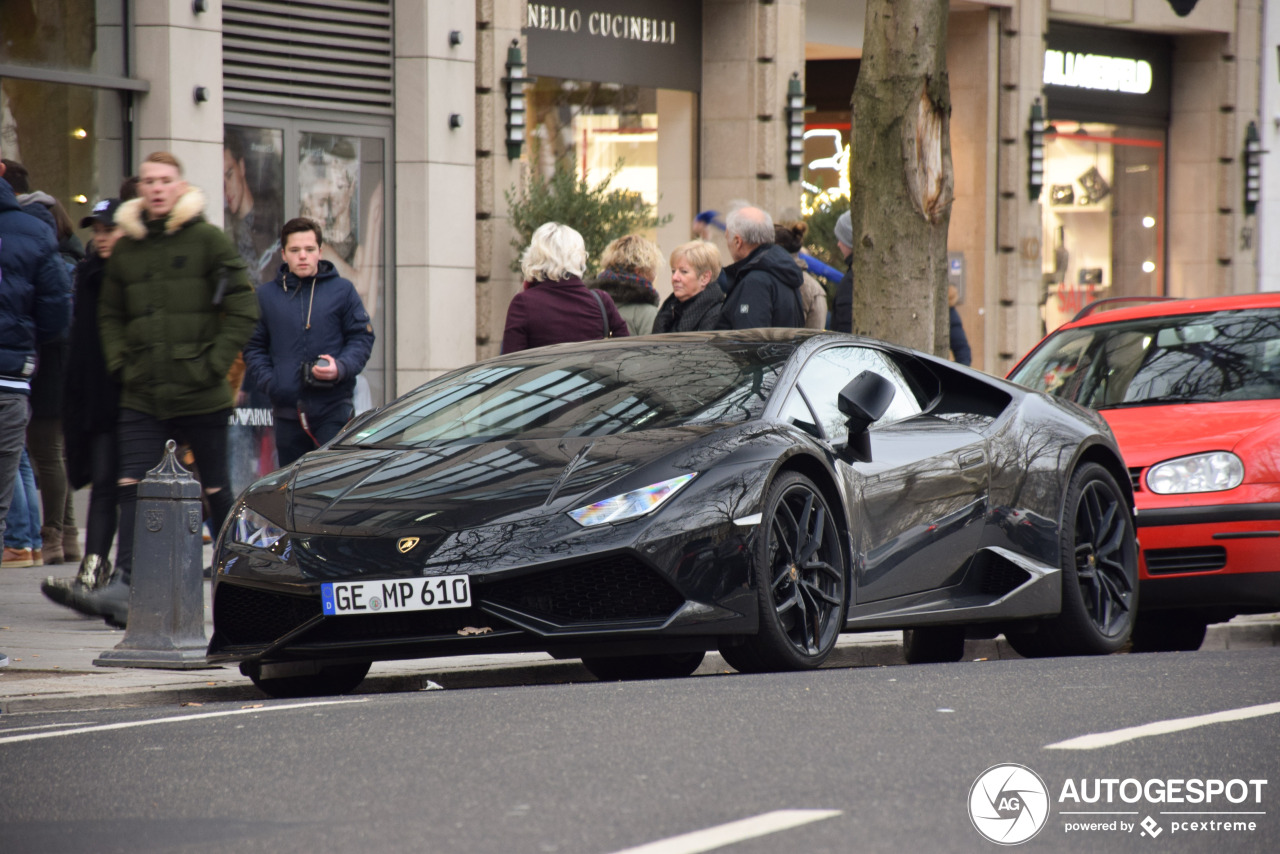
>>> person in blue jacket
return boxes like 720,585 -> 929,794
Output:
243,217 -> 374,467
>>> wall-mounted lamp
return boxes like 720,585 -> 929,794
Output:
1027,98 -> 1046,201
449,30 -> 463,47
785,72 -> 810,183
1243,120 -> 1263,216
192,0 -> 207,13
193,86 -> 209,104
503,39 -> 528,160
449,113 -> 463,130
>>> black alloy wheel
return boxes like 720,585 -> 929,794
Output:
580,651 -> 706,681
1006,463 -> 1138,657
720,472 -> 847,673
243,660 -> 372,699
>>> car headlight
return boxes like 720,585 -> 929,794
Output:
568,473 -> 697,527
230,505 -> 288,549
1146,452 -> 1244,495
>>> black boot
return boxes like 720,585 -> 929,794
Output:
57,567 -> 130,628
41,555 -> 113,609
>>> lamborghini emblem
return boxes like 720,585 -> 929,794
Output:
397,537 -> 420,553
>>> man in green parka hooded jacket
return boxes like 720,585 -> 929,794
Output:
63,151 -> 258,627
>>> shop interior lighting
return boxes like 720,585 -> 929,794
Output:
503,40 -> 529,160
1243,120 -> 1263,216
785,72 -> 811,183
1142,261 -> 1156,273
71,128 -> 88,139
1027,98 -> 1045,201
1142,216 -> 1156,228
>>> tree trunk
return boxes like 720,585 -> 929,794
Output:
849,0 -> 954,358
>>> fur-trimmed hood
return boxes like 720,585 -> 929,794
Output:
588,270 -> 660,307
116,186 -> 207,240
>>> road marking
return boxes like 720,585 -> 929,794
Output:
1045,700 -> 1280,750
0,698 -> 368,746
0,722 -> 93,734
606,809 -> 842,854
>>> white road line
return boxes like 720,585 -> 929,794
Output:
0,722 -> 93,734
1045,700 -> 1280,750
0,698 -> 368,746
606,809 -> 842,854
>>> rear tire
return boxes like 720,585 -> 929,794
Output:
580,652 -> 706,681
1006,463 -> 1137,658
243,661 -> 371,698
1129,612 -> 1208,652
718,472 -> 847,673
902,627 -> 966,664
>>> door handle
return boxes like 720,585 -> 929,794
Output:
957,450 -> 985,469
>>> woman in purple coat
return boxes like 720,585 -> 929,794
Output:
502,222 -> 628,353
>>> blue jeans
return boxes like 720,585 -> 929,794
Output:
3,449 -> 41,549
0,396 -> 33,547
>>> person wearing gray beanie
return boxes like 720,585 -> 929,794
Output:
828,211 -> 855,333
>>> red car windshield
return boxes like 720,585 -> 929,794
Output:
1010,307 -> 1280,409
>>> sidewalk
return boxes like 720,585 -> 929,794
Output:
2,559 -> 1277,714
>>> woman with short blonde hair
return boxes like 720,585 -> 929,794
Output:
588,234 -> 664,336
504,222 -> 629,352
652,240 -> 724,333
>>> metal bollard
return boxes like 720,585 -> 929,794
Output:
96,440 -> 212,669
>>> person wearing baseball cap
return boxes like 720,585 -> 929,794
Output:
42,198 -> 127,610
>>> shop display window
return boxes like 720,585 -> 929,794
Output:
1041,123 -> 1165,331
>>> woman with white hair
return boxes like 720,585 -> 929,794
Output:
502,222 -> 629,353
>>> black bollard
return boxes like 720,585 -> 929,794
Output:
95,440 -> 212,669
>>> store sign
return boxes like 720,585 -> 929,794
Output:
1044,50 -> 1152,95
525,0 -> 701,92
1045,24 -> 1171,126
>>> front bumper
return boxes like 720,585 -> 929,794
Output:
1135,501 -> 1280,612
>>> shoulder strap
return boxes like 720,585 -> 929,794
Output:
589,289 -> 609,338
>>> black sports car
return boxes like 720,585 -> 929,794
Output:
209,330 -> 1138,697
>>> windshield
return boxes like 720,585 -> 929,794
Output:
342,340 -> 791,449
1010,308 -> 1280,409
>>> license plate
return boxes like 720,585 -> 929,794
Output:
321,575 -> 471,616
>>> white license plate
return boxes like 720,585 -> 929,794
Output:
321,575 -> 471,616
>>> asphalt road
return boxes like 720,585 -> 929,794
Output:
1,648 -> 1277,854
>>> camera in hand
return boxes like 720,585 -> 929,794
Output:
301,357 -> 338,388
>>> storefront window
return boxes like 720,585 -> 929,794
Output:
1041,123 -> 1165,331
0,0 -> 127,76
527,78 -> 660,213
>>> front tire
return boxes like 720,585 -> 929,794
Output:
1006,463 -> 1137,658
580,652 -> 706,681
719,472 -> 847,673
243,660 -> 372,698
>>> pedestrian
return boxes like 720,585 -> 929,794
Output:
828,210 -> 854,333
714,206 -> 805,330
652,240 -> 725,333
587,234 -> 663,336
502,222 -> 628,353
1,449 -> 40,566
55,151 -> 258,629
0,148 -> 72,601
949,284 -> 972,366
242,217 -> 374,467
773,221 -> 828,330
41,199 -> 126,605
1,160 -> 80,564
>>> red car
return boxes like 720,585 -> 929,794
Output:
1008,293 -> 1280,651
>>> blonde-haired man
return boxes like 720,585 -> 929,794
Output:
60,151 -> 259,627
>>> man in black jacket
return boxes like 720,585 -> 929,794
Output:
243,217 -> 374,466
715,206 -> 804,330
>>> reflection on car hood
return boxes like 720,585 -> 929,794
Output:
1100,401 -> 1280,465
283,428 -> 717,536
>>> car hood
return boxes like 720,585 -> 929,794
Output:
279,428 -> 721,536
1100,402 -> 1279,466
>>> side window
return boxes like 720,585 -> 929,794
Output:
781,347 -> 923,443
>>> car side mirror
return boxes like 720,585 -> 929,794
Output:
837,371 -> 894,462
